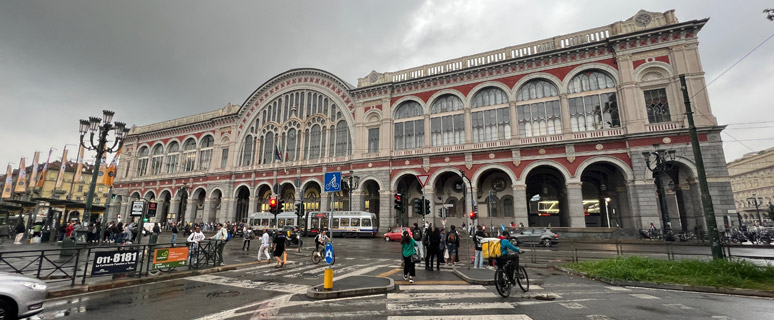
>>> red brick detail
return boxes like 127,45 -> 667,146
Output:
632,55 -> 670,70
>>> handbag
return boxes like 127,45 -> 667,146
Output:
411,252 -> 421,263
443,248 -> 449,260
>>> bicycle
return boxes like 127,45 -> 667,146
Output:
494,252 -> 529,298
311,246 -> 325,264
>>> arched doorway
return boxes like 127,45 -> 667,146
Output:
432,171 -> 466,225
474,168 -> 515,227
302,181 -> 321,212
158,191 -> 172,226
656,161 -> 702,232
580,162 -> 630,228
280,183 -> 296,212
235,186 -> 250,223
331,181 -> 350,211
256,185 -> 272,212
394,173 -> 421,227
361,179 -> 380,231
525,166 -> 568,227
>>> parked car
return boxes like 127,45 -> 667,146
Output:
0,272 -> 47,319
511,228 -> 559,247
384,227 -> 412,242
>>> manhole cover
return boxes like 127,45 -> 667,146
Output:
207,290 -> 241,298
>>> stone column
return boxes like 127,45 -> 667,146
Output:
220,197 -> 235,223
248,195 -> 257,215
512,184 -> 529,225
320,193 -> 330,211
380,191 -> 393,231
559,94 -> 572,134
202,199 -> 212,223
566,182 -> 585,227
351,190 -> 364,211
168,199 -> 179,223
185,198 -> 196,224
464,108 -> 472,143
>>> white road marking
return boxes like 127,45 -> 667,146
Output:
387,302 -> 514,311
399,285 -> 488,291
280,264 -> 328,277
195,294 -> 382,320
630,293 -> 660,300
586,315 -> 613,320
388,292 -> 497,299
664,303 -> 695,310
711,316 -> 737,320
387,316 -> 531,320
186,274 -> 310,294
559,302 -> 586,309
605,286 -> 631,291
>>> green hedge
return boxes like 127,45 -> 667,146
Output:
567,257 -> 774,291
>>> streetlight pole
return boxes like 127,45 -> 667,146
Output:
78,111 -> 129,245
747,194 -> 763,226
348,170 -> 359,211
643,148 -> 676,240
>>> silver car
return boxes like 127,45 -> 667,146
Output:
512,228 -> 560,247
0,272 -> 47,319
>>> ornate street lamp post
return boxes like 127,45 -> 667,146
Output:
643,148 -> 676,240
746,193 -> 764,226
78,110 -> 129,245
348,170 -> 360,211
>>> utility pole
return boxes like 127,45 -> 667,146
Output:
680,74 -> 724,259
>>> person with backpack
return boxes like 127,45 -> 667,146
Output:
401,230 -> 417,283
242,226 -> 254,250
474,225 -> 486,269
171,223 -> 179,244
412,223 -> 424,263
428,227 -> 441,271
445,225 -> 460,266
495,230 -> 521,283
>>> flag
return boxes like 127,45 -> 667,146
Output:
274,143 -> 282,161
103,147 -> 121,186
37,148 -> 54,188
14,157 -> 27,193
73,144 -> 85,183
54,149 -> 68,189
29,151 -> 40,190
2,164 -> 12,199
97,153 -> 108,185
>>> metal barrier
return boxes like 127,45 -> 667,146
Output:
1,239 -> 225,287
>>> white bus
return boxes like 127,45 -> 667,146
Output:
248,212 -> 301,234
305,211 -> 377,238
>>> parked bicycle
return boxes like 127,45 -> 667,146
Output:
494,251 -> 529,298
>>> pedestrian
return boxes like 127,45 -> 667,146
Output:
121,224 -> 133,244
187,225 -> 205,265
474,225 -> 485,269
401,230 -> 417,284
428,227 -> 442,271
14,220 -> 25,244
243,227 -> 254,250
412,223 -> 424,263
272,229 -> 287,268
518,222 -> 524,229
171,223 -> 178,244
184,224 -> 191,238
153,223 -> 161,235
258,229 -> 271,262
212,223 -> 228,266
439,227 -> 447,266
65,222 -> 75,238
446,225 -> 459,266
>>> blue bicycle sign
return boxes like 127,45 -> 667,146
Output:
324,172 -> 341,192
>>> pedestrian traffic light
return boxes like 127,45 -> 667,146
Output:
424,199 -> 430,215
413,201 -> 421,215
393,193 -> 403,212
269,196 -> 278,214
143,217 -> 149,222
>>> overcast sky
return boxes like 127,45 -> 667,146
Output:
1,0 -> 773,169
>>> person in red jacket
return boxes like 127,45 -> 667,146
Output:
65,222 -> 75,238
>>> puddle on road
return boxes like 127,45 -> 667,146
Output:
206,290 -> 242,298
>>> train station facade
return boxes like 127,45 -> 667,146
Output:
111,10 -> 735,235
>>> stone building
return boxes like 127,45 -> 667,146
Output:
111,9 -> 735,235
728,148 -> 774,227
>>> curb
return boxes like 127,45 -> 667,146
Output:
556,266 -> 774,298
453,268 -> 544,286
306,276 -> 395,299
47,264 -> 242,299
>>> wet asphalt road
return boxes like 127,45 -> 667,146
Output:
26,236 -> 774,320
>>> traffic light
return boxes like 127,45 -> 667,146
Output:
269,196 -> 278,214
469,211 -> 477,220
278,199 -> 286,213
424,199 -> 430,215
143,217 -> 149,222
295,202 -> 304,216
413,201 -> 421,215
393,193 -> 403,212
438,208 -> 444,218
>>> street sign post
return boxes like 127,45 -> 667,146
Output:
130,201 -> 145,216
324,242 -> 335,265
324,171 -> 341,242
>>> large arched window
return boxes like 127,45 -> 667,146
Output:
241,135 -> 254,166
309,125 -> 321,159
516,79 -> 561,137
166,141 -> 179,174
150,144 -> 163,175
471,87 -> 510,142
335,121 -> 349,156
393,101 -> 424,150
567,70 -> 619,132
183,138 -> 197,172
286,128 -> 298,161
430,94 -> 464,146
136,146 -> 149,177
198,135 -> 214,171
262,132 -> 275,164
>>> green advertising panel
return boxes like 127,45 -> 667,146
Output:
152,247 -> 189,270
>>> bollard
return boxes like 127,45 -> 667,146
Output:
324,268 -> 334,290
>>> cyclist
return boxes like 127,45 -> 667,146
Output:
496,231 -> 521,283
314,230 -> 330,253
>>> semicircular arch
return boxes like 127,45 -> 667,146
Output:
467,81 -> 512,107
561,63 -> 621,90
390,169 -> 422,191
574,156 -> 634,181
518,160 -> 573,183
471,163 -> 518,188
